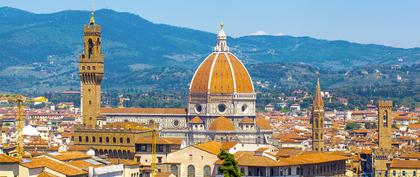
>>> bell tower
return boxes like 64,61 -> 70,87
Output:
79,12 -> 104,128
378,100 -> 393,149
311,79 -> 324,152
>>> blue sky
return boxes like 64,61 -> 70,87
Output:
2,0 -> 419,48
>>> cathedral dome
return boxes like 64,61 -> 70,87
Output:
209,116 -> 235,131
189,24 -> 254,95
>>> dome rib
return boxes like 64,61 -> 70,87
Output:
224,52 -> 237,93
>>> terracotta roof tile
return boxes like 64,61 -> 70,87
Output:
101,108 -> 187,115
0,154 -> 19,163
21,157 -> 87,176
256,117 -> 271,130
190,116 -> 203,124
193,141 -> 222,155
390,159 -> 420,169
209,116 -> 235,131
47,151 -> 90,161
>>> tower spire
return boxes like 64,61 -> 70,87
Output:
89,0 -> 95,26
313,78 -> 324,107
214,21 -> 229,52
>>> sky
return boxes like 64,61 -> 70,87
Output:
1,0 -> 420,48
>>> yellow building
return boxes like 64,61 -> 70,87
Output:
389,159 -> 420,177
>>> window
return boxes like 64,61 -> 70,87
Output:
195,104 -> 202,113
170,165 -> 178,177
157,145 -> 165,152
127,138 -> 131,144
288,168 -> 291,175
413,171 -> 417,176
187,165 -> 195,177
136,156 -> 141,162
82,66 -> 85,70
113,137 -> 116,143
106,137 -> 109,143
93,66 -> 96,70
218,104 -> 227,113
85,136 -> 89,142
87,66 -> 91,70
92,137 -> 96,142
157,157 -> 162,163
88,38 -> 94,57
78,136 -> 82,142
204,165 -> 211,177
140,145 -> 147,152
403,171 -> 406,176
172,120 -> 180,126
99,137 -> 103,143
120,137 -> 123,143
241,104 -> 248,112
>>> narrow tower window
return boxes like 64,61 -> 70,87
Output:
88,38 -> 94,58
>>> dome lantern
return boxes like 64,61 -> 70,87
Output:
214,21 -> 229,52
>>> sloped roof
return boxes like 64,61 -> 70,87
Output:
190,116 -> 203,124
256,117 -> 271,130
391,159 -> 420,169
193,141 -> 222,155
209,116 -> 235,131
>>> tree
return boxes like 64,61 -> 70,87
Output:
345,122 -> 361,131
217,150 -> 241,177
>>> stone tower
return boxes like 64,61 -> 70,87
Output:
378,100 -> 393,149
79,12 -> 104,127
373,100 -> 393,177
312,79 -> 324,152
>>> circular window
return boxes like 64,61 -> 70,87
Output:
195,104 -> 202,113
241,104 -> 248,113
173,120 -> 179,126
218,104 -> 227,113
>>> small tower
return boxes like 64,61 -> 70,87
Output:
79,11 -> 104,128
312,79 -> 325,152
378,100 -> 393,149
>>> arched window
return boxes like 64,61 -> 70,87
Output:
78,136 -> 82,142
383,110 -> 388,126
187,165 -> 195,177
315,133 -> 318,139
85,136 -> 89,142
106,137 -> 109,143
99,137 -> 103,143
113,137 -> 116,143
127,138 -> 131,144
204,165 -> 211,177
92,137 -> 96,142
120,137 -> 123,143
88,38 -> 94,58
170,165 -> 178,177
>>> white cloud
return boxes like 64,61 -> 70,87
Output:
249,30 -> 268,36
249,31 -> 286,36
274,32 -> 285,36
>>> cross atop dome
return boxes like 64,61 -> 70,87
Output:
214,21 -> 230,52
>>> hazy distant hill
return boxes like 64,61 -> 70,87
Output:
0,7 -> 418,105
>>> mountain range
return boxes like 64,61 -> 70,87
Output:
0,7 -> 418,107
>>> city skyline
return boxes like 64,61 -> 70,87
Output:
1,0 -> 420,48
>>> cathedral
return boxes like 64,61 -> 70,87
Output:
76,12 -> 272,145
